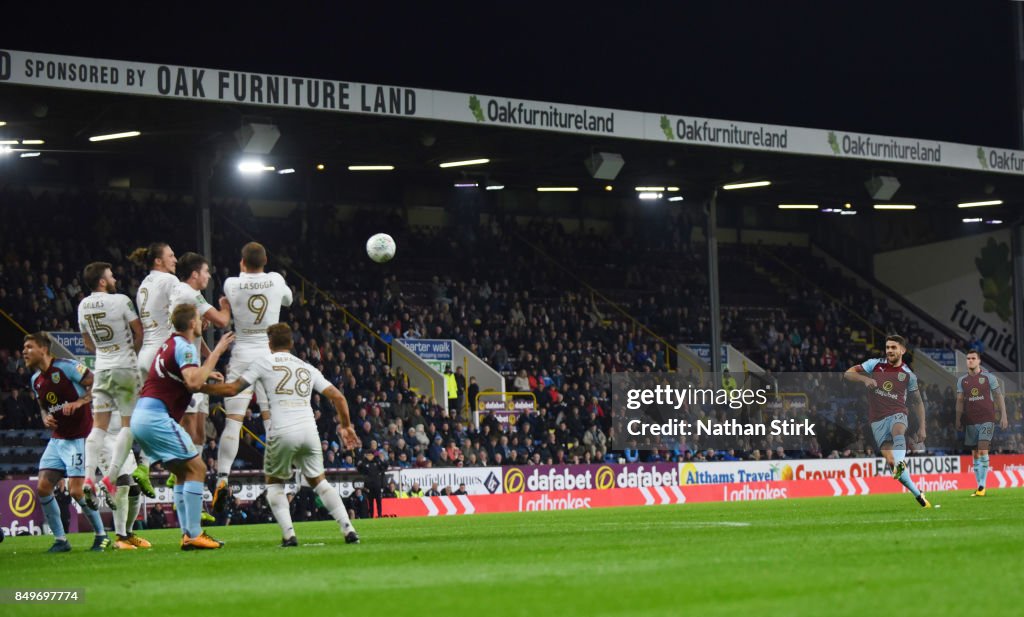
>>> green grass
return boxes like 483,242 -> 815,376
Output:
2,488 -> 1023,617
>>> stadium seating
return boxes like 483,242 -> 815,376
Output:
1,187 -> 1021,492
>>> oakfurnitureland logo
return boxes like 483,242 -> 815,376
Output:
468,95 -> 615,133
664,117 -> 787,149
831,131 -> 941,162
981,147 -> 1024,173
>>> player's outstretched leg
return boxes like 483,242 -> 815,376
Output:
214,405 -> 246,513
266,482 -> 297,546
891,435 -> 930,507
313,478 -> 359,543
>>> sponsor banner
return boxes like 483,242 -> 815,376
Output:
0,49 -> 430,118
684,344 -> 728,366
679,456 -> 960,485
397,339 -> 453,361
433,89 -> 644,139
963,454 -> 1024,473
478,393 -> 536,424
920,348 -> 958,373
397,467 -> 503,495
49,332 -> 91,357
383,472 -> 1004,517
1,480 -> 45,537
875,231 -> 1017,369
502,464 -> 680,493
397,338 -> 453,374
2,49 -> 1023,175
482,408 -> 526,426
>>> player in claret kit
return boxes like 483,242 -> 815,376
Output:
24,333 -> 111,553
130,303 -> 234,550
956,350 -> 1008,496
845,334 -> 932,508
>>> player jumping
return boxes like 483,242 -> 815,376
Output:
213,242 -> 292,513
118,242 -> 181,499
845,334 -> 931,508
168,252 -> 231,487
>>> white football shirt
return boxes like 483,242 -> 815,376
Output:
137,270 -> 179,349
240,352 -> 331,433
77,292 -> 139,370
169,281 -> 214,318
224,272 -> 292,354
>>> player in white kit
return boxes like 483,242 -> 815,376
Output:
206,323 -> 361,546
170,252 -> 231,458
212,242 -> 293,512
77,261 -> 143,509
104,242 -> 179,499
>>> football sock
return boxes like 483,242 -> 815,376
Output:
183,480 -> 204,538
78,498 -> 106,536
113,485 -> 130,536
217,418 -> 243,477
892,435 -> 907,465
85,427 -> 108,480
105,427 -> 135,481
315,479 -> 355,534
977,454 -> 989,489
40,494 -> 65,540
127,486 -> 142,533
173,484 -> 187,534
266,484 -> 295,539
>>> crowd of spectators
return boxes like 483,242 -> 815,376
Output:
1,188 -> 1022,485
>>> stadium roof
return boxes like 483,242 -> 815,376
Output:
1,48 -> 1022,222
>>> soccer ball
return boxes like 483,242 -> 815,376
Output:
366,233 -> 396,263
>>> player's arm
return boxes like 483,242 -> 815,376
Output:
62,369 -> 94,416
995,389 -> 1008,429
322,383 -> 359,449
843,364 -> 875,388
907,388 -> 926,442
201,301 -> 231,329
202,377 -> 250,398
129,317 -> 144,353
181,333 -> 235,392
954,392 -> 965,430
81,330 -> 96,354
36,398 -> 57,430
278,274 -> 294,307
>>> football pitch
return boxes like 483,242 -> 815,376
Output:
2,489 -> 1022,617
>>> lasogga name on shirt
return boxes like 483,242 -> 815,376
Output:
238,280 -> 276,291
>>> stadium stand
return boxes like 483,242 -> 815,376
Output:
2,187 -> 1022,496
